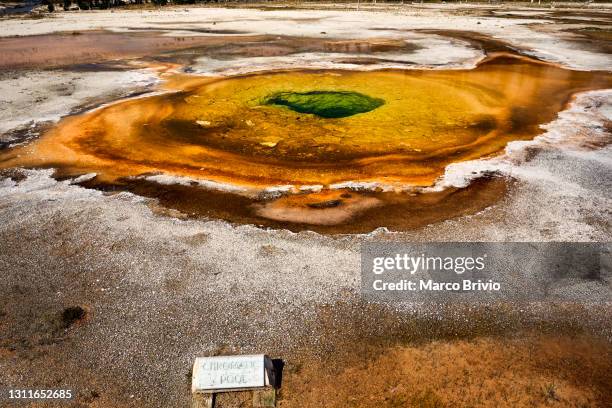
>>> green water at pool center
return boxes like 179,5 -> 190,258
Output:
263,90 -> 385,118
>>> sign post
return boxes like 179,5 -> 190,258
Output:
191,355 -> 277,408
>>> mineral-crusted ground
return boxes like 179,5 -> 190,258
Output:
0,4 -> 611,408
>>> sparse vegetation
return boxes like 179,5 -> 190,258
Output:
411,389 -> 445,408
542,382 -> 559,402
280,334 -> 612,407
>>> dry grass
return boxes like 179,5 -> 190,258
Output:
279,334 -> 611,408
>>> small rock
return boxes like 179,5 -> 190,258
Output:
71,173 -> 97,184
196,120 -> 211,127
307,200 -> 342,209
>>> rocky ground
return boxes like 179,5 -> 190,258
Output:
0,4 -> 611,408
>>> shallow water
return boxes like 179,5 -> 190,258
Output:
0,31 -> 418,69
1,53 -> 610,231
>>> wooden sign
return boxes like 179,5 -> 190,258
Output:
192,354 -> 274,393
